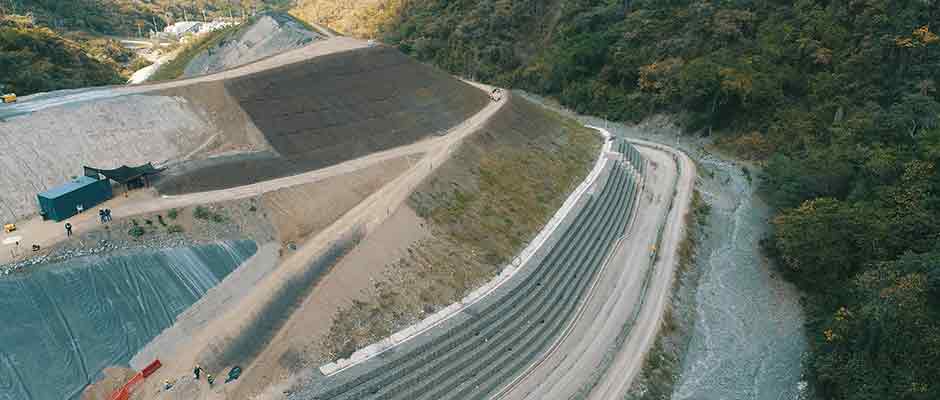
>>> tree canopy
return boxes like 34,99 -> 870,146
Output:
371,0 -> 940,398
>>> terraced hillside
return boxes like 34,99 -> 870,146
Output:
292,137 -> 644,399
155,45 -> 489,194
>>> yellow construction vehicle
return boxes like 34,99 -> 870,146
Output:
1,93 -> 16,103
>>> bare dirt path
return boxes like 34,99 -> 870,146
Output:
497,135 -> 695,400
132,91 -> 506,400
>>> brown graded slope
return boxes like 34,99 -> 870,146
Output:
155,46 -> 489,194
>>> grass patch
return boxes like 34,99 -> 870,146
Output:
193,205 -> 227,223
167,208 -> 179,220
167,224 -> 185,234
149,23 -> 243,82
128,225 -> 146,238
321,95 -> 601,360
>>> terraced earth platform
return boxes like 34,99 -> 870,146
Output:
288,138 -> 647,400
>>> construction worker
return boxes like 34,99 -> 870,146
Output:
194,364 -> 202,380
65,222 -> 72,237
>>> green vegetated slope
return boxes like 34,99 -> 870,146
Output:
347,1 -> 940,398
0,15 -> 126,95
291,0 -> 402,38
321,94 -> 600,359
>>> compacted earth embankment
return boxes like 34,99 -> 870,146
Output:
156,45 -> 489,194
0,241 -> 258,400
0,39 -> 492,400
0,42 -> 487,222
137,93 -> 600,400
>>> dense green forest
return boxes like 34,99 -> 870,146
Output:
0,0 -> 287,36
373,0 -> 940,399
0,1 -> 288,95
0,15 -> 126,94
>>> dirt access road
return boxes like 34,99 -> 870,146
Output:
132,87 -> 506,400
497,134 -> 696,400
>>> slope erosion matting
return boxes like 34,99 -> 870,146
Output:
155,46 -> 489,194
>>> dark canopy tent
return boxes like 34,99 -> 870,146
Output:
84,163 -> 164,188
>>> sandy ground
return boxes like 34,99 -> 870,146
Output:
128,242 -> 282,370
82,367 -> 138,400
497,136 -> 696,399
227,205 -> 430,399
128,90 -> 506,400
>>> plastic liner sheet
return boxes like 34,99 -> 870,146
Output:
0,240 -> 257,400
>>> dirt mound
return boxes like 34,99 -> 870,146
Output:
182,14 -> 324,78
155,46 -> 488,194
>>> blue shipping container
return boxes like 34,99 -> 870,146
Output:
37,176 -> 113,222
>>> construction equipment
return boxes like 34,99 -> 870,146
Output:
1,93 -> 16,103
3,224 -> 15,233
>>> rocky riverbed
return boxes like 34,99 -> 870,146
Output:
520,92 -> 808,400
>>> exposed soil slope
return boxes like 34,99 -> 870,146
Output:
323,93 -> 601,359
266,94 -> 600,399
0,92 -> 259,222
156,45 -> 489,194
182,14 -> 324,79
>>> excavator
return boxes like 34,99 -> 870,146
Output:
1,84 -> 16,103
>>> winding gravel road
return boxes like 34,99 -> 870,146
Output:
491,136 -> 696,400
